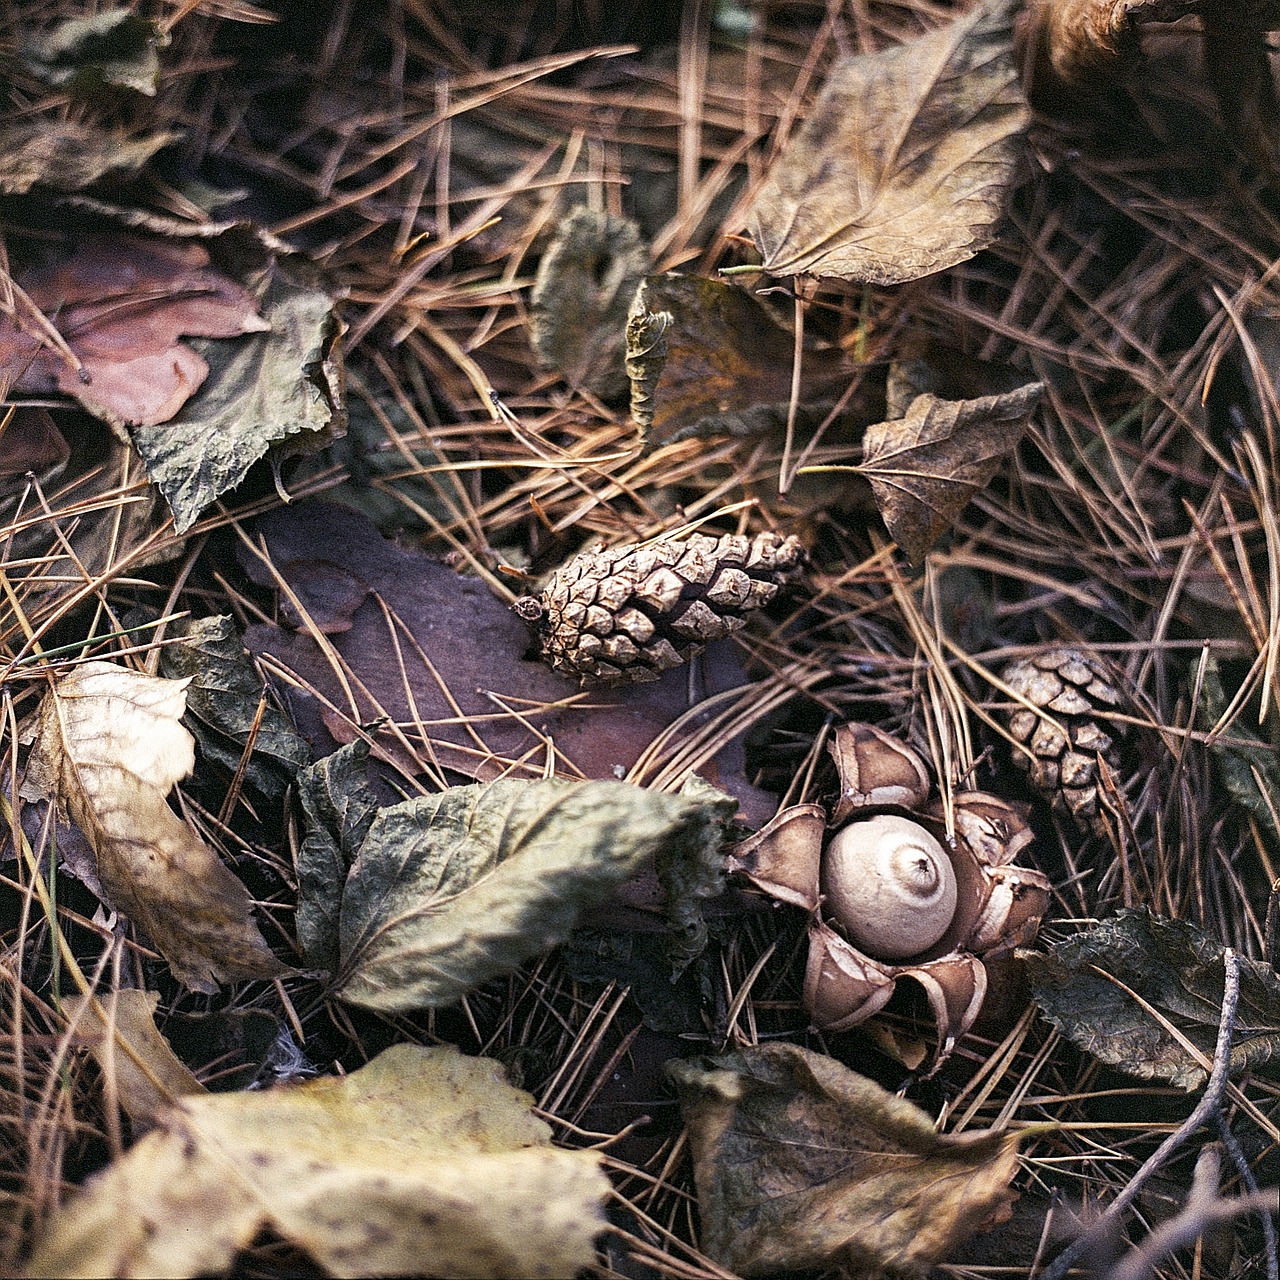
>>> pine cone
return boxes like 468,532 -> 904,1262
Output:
1002,647 -> 1123,833
514,531 -> 805,686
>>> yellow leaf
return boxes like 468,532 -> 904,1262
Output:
64,990 -> 206,1126
27,1043 -> 609,1279
20,661 -> 286,991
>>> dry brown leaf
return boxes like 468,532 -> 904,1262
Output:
748,0 -> 1028,283
530,206 -> 648,399
625,273 -> 852,444
63,990 -> 206,1127
668,1042 -> 1025,1277
1017,0 -> 1279,87
27,1042 -> 608,1279
19,662 -> 288,992
855,382 -> 1043,562
0,233 -> 268,428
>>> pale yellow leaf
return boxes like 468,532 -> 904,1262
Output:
20,661 -> 286,991
64,990 -> 206,1126
27,1042 -> 609,1280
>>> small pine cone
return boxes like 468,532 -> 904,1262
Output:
1002,647 -> 1124,833
514,531 -> 805,686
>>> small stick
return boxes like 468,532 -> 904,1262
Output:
1038,949 -> 1246,1280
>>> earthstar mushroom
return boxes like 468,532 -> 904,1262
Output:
728,722 -> 1052,1065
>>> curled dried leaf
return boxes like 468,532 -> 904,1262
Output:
19,662 -> 287,992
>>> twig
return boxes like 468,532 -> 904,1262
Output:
1104,1147 -> 1278,1280
1037,949 -> 1244,1279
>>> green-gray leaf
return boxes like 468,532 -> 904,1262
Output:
159,615 -> 310,799
23,10 -> 168,96
335,778 -> 711,1012
658,774 -> 737,973
1024,909 -> 1280,1090
295,742 -> 380,972
132,262 -> 344,533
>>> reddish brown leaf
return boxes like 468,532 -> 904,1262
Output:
856,382 -> 1043,563
0,234 -> 268,428
241,502 -> 779,827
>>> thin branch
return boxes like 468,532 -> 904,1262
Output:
1038,949 -> 1244,1280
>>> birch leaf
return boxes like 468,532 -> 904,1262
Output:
857,382 -> 1042,562
748,0 -> 1028,283
669,1042 -> 1024,1277
26,1043 -> 608,1280
625,273 -> 849,445
333,778 -> 716,1012
19,662 -> 287,992
158,613 -> 310,800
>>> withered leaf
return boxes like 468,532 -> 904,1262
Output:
748,0 -> 1028,283
531,206 -> 648,399
294,741 -> 379,973
1196,657 -> 1280,839
0,121 -> 176,195
26,1043 -> 608,1280
668,1042 -> 1024,1277
19,662 -> 287,992
158,613 -> 311,801
131,256 -> 343,533
22,9 -> 168,96
625,273 -> 851,445
0,234 -> 268,429
63,990 -> 206,1127
242,502 -> 778,826
329,776 -> 720,1012
856,381 -> 1042,562
1024,909 -> 1280,1090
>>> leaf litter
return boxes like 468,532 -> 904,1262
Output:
4,1 -> 1280,1278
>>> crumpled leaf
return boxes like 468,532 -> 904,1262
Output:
327,776 -> 722,1012
668,1042 -> 1024,1277
26,1042 -> 608,1280
531,206 -> 648,399
856,381 -> 1043,562
242,501 -> 778,827
19,661 -> 288,992
294,741 -> 379,972
748,0 -> 1028,283
625,273 -> 851,445
63,990 -> 206,1127
158,614 -> 311,801
22,9 -> 169,95
0,121 -> 177,195
0,234 -> 269,428
656,773 -> 738,973
1023,908 -> 1280,1090
131,256 -> 343,532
